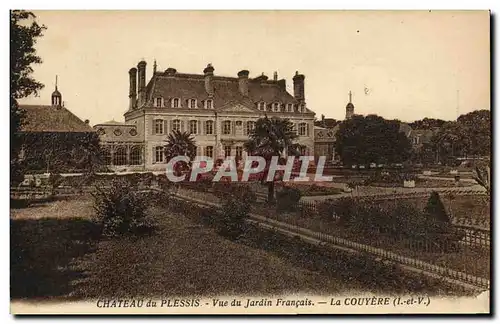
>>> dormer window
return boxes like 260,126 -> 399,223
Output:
258,102 -> 266,111
154,97 -> 163,107
188,99 -> 197,109
204,99 -> 213,109
171,98 -> 181,108
299,103 -> 306,113
286,103 -> 294,112
272,102 -> 280,112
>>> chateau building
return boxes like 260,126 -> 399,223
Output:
95,60 -> 316,171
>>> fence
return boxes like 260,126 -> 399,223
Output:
173,185 -> 490,290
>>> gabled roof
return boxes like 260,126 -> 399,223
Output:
19,105 -> 94,133
144,71 -> 313,114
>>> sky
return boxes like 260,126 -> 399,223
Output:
19,10 -> 490,125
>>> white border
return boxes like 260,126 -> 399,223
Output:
2,1 -> 497,323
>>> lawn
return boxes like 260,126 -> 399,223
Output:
10,196 -> 360,300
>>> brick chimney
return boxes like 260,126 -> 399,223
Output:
273,71 -> 278,81
137,60 -> 147,106
128,67 -> 137,109
293,71 -> 305,101
237,70 -> 249,97
203,64 -> 215,97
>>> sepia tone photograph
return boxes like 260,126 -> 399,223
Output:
9,10 -> 490,315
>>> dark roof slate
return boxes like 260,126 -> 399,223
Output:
144,72 -> 312,113
19,105 -> 94,133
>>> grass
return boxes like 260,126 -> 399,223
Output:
10,196 -> 360,300
10,198 -> 100,299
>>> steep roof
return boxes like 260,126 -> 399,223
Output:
144,71 -> 313,113
19,105 -> 94,133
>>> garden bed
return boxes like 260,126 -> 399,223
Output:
261,208 -> 490,280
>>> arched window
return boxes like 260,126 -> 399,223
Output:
246,121 -> 256,135
205,99 -> 213,109
188,99 -> 197,109
205,120 -> 214,135
103,147 -> 112,165
172,98 -> 180,108
130,146 -> 142,165
154,119 -> 164,134
223,120 -> 231,135
258,102 -> 266,111
113,146 -> 127,166
189,120 -> 198,134
272,102 -> 280,112
172,119 -> 181,132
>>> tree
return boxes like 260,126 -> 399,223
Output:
430,110 -> 491,164
244,116 -> 302,203
457,109 -> 490,157
430,121 -> 469,164
10,10 -> 46,184
409,118 -> 446,130
164,130 -> 197,175
334,114 -> 412,166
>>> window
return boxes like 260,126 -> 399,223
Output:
235,120 -> 242,126
172,119 -> 181,132
223,120 -> 231,135
97,128 -> 106,135
205,120 -> 214,135
286,103 -> 294,112
103,147 -> 112,165
205,146 -> 213,158
113,146 -> 127,166
272,102 -> 280,112
235,146 -> 243,161
129,128 -> 137,136
258,102 -> 266,111
130,146 -> 142,165
113,129 -> 122,136
154,146 -> 164,163
298,123 -> 307,136
154,119 -> 164,134
172,98 -> 180,108
205,99 -> 213,109
224,145 -> 232,157
299,103 -> 306,113
188,99 -> 197,109
246,121 -> 256,135
155,97 -> 163,107
189,120 -> 198,134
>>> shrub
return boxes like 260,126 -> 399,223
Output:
424,191 -> 450,224
276,186 -> 302,212
214,190 -> 251,240
213,183 -> 257,204
91,178 -> 155,237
